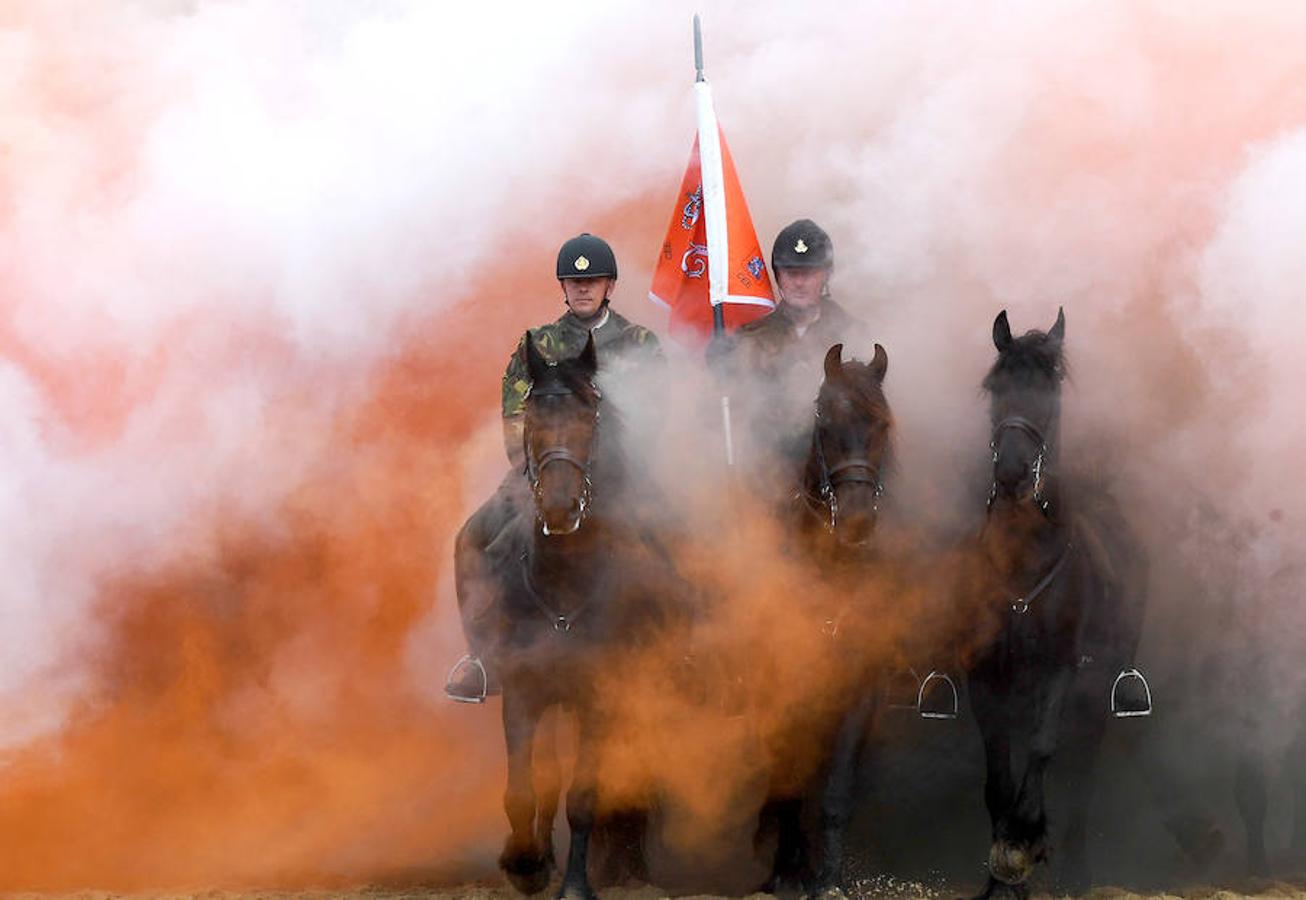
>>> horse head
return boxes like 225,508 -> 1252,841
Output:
985,308 -> 1066,512
804,342 -> 892,547
522,331 -> 602,536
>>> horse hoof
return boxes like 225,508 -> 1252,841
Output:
500,847 -> 552,896
988,840 -> 1034,885
555,885 -> 598,900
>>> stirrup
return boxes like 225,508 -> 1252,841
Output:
444,654 -> 488,704
882,667 -> 923,711
1110,667 -> 1153,718
918,670 -> 959,720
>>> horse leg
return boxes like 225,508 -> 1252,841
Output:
998,665 -> 1075,889
1050,676 -> 1109,894
557,706 -> 601,900
534,709 -> 562,874
969,672 -> 1019,900
1290,708 -> 1306,863
812,686 -> 878,899
1235,748 -> 1270,877
500,689 -> 552,895
754,795 -> 807,895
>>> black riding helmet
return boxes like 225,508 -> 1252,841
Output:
771,219 -> 833,271
556,233 -> 618,280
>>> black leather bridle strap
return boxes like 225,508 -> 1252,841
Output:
993,415 -> 1048,448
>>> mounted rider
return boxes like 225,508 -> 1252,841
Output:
445,233 -> 664,703
715,218 -> 874,478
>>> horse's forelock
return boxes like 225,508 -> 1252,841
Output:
821,360 -> 891,423
982,329 -> 1066,394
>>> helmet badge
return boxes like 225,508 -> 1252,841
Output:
794,239 -> 808,253
574,255 -> 590,271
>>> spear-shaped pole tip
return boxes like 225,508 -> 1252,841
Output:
693,14 -> 705,82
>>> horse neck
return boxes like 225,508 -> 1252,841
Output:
526,516 -> 608,594
983,499 -> 1068,582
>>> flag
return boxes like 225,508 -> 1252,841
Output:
649,81 -> 774,346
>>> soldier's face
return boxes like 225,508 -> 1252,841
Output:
776,267 -> 828,310
561,276 -> 613,320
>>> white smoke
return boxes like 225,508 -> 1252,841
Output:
0,0 -> 1305,885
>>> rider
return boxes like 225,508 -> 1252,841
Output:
444,233 -> 663,703
717,218 -> 873,474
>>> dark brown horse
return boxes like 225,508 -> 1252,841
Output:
753,342 -> 894,898
960,309 -> 1148,898
454,332 -> 684,900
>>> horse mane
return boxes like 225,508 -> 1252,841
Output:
982,329 -> 1067,393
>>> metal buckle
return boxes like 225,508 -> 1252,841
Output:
1011,597 -> 1030,615
554,616 -> 571,633
1110,668 -> 1153,718
918,670 -> 960,720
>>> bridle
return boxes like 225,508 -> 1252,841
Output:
522,378 -> 600,536
802,410 -> 884,537
987,411 -> 1073,616
988,413 -> 1054,515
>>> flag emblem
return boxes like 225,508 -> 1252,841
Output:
795,239 -> 808,253
747,255 -> 765,279
574,256 -> 590,271
681,185 -> 703,230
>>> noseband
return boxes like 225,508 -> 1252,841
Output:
804,416 -> 884,535
989,414 -> 1052,513
523,381 -> 599,535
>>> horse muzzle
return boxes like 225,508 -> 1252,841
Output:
539,498 -> 587,536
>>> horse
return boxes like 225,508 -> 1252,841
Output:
454,331 -> 684,900
751,341 -> 894,898
958,308 -> 1148,898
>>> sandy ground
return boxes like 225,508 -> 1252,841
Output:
8,880 -> 1306,900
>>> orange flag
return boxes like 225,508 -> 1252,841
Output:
649,118 -> 774,346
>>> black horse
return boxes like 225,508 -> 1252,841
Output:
960,309 -> 1148,897
454,332 -> 682,900
753,342 -> 894,898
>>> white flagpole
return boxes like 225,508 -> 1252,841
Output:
693,14 -> 735,467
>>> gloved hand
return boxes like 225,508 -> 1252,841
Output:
704,333 -> 734,377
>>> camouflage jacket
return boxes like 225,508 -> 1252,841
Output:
501,306 -> 662,461
725,298 -> 874,470
730,298 -> 871,381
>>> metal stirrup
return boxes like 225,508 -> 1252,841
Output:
444,655 -> 488,705
918,670 -> 960,720
1110,668 -> 1153,718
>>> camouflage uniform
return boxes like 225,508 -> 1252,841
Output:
727,297 -> 873,470
501,306 -> 662,464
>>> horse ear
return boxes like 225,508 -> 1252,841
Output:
578,331 -> 598,376
993,310 -> 1013,352
824,343 -> 844,381
1048,306 -> 1065,344
870,343 -> 888,381
524,331 -> 546,380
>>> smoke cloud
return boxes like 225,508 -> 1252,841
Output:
1,0 -> 1304,891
